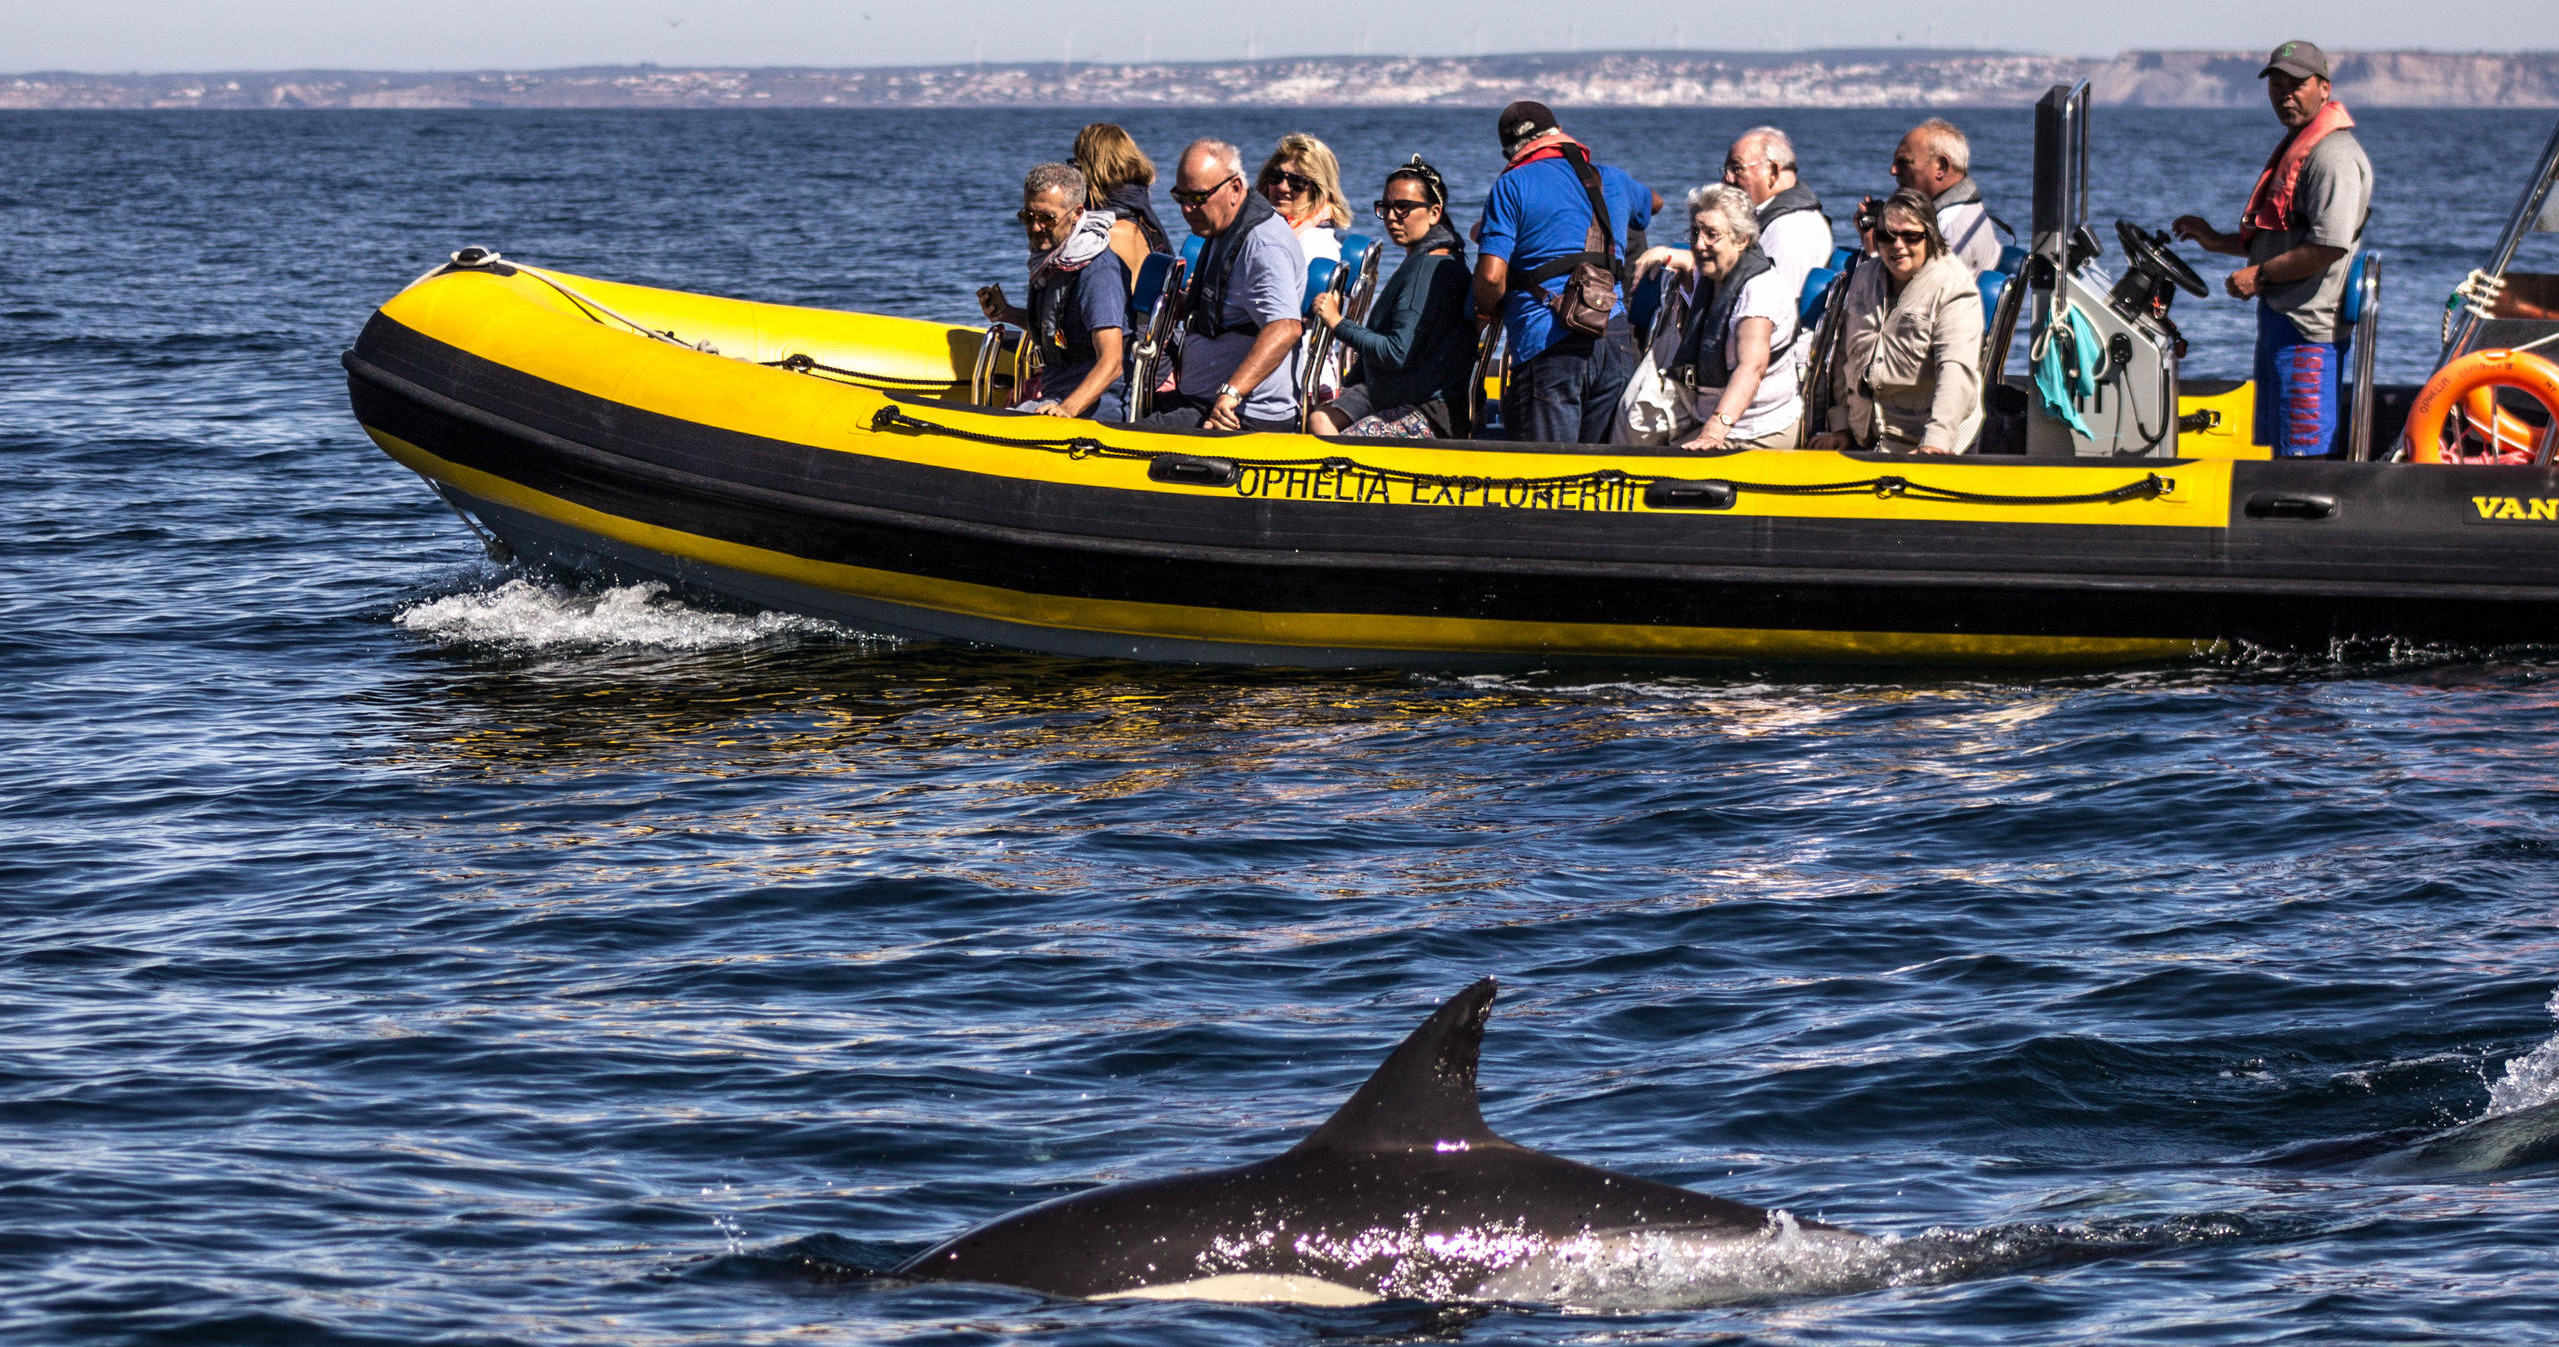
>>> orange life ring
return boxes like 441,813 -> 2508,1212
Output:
2459,385 -> 2538,460
2406,347 -> 2559,464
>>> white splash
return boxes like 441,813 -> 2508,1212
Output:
395,579 -> 852,652
2486,987 -> 2559,1117
1472,1215 -> 1887,1310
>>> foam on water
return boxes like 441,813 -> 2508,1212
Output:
2486,988 -> 2559,1118
394,578 -> 857,652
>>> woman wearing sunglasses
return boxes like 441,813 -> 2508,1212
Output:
975,163 -> 1130,421
1256,133 -> 1351,266
1308,157 -> 1475,439
1807,188 -> 1984,454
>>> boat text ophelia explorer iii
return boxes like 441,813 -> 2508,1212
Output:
343,89 -> 2559,669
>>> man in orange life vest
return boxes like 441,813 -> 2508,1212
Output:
2171,40 -> 2373,458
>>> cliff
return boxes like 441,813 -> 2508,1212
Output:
2095,50 -> 2559,107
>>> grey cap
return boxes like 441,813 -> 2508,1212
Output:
2260,40 -> 2331,81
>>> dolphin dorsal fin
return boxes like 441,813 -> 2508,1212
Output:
1292,978 -> 1502,1154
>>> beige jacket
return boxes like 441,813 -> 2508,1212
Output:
1824,254 -> 1984,451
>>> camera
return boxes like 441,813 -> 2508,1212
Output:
1853,199 -> 1882,234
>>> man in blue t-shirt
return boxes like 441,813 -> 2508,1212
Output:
1473,100 -> 1653,444
978,163 -> 1133,421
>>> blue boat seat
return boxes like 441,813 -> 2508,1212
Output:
1179,234 -> 1204,271
2341,251 -> 2373,325
1998,244 -> 2029,276
1302,257 -> 1339,319
1978,269 -> 2008,325
1338,232 -> 1376,284
1130,252 -> 1175,316
1828,246 -> 1857,270
1800,265 -> 1840,327
1629,267 -> 1668,338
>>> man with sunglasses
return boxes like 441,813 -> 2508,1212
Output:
1141,139 -> 1306,433
1474,100 -> 1654,444
976,163 -> 1130,421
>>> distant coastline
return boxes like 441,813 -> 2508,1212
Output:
7,49 -> 2557,111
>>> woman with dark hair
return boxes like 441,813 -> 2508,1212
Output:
1306,157 -> 1476,439
1808,187 -> 1984,454
1072,122 -> 1171,277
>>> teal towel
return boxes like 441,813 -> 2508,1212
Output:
2033,304 -> 2100,438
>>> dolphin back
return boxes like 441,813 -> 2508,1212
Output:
896,978 -> 1805,1303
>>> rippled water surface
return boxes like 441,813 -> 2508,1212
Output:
8,107 -> 2559,1345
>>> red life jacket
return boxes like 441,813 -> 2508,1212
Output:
1502,130 -> 1587,170
2242,100 -> 2355,240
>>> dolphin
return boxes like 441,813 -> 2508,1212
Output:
897,978 -> 1861,1305
2360,1097 -> 2559,1178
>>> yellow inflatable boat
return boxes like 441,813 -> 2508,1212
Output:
341,251 -> 2559,668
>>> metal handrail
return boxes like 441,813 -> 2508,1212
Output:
2347,252 -> 2385,461
970,322 -> 1012,407
2442,116 -> 2559,366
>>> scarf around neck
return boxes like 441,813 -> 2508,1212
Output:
1027,209 -> 1115,287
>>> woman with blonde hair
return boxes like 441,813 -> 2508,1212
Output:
1257,132 -> 1351,265
1071,122 -> 1170,277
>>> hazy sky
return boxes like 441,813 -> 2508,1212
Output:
11,0 -> 2556,73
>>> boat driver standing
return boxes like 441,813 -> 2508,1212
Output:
2173,41 -> 2373,459
1142,138 -> 1307,433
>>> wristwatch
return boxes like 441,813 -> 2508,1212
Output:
1214,383 -> 1242,401
1712,411 -> 1739,429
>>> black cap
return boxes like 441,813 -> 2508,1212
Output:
1497,100 -> 1558,154
2260,40 -> 2331,81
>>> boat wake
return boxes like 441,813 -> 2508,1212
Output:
394,577 -> 860,652
1469,1210 -> 2277,1311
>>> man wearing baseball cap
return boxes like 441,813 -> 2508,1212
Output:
1471,100 -> 1656,443
2171,41 -> 2373,457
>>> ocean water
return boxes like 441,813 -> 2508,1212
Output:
8,106 -> 2559,1345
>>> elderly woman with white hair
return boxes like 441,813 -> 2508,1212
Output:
1642,183 -> 1804,451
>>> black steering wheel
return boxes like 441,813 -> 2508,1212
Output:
2117,219 -> 2209,299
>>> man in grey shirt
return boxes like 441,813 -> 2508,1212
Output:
2173,39 -> 2372,457
1142,138 -> 1306,432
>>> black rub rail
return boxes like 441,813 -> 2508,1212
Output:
867,406 -> 2175,512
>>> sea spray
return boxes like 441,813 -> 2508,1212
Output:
395,579 -> 854,652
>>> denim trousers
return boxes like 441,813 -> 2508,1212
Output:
1501,319 -> 1637,445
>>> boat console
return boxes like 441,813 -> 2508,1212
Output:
2021,83 -> 2192,459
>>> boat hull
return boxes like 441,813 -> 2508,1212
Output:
345,264 -> 2559,669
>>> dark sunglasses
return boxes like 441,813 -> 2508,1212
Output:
1880,227 -> 1930,246
1015,207 -> 1071,227
1260,169 -> 1318,194
1169,174 -> 1239,208
1373,198 -> 1434,219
